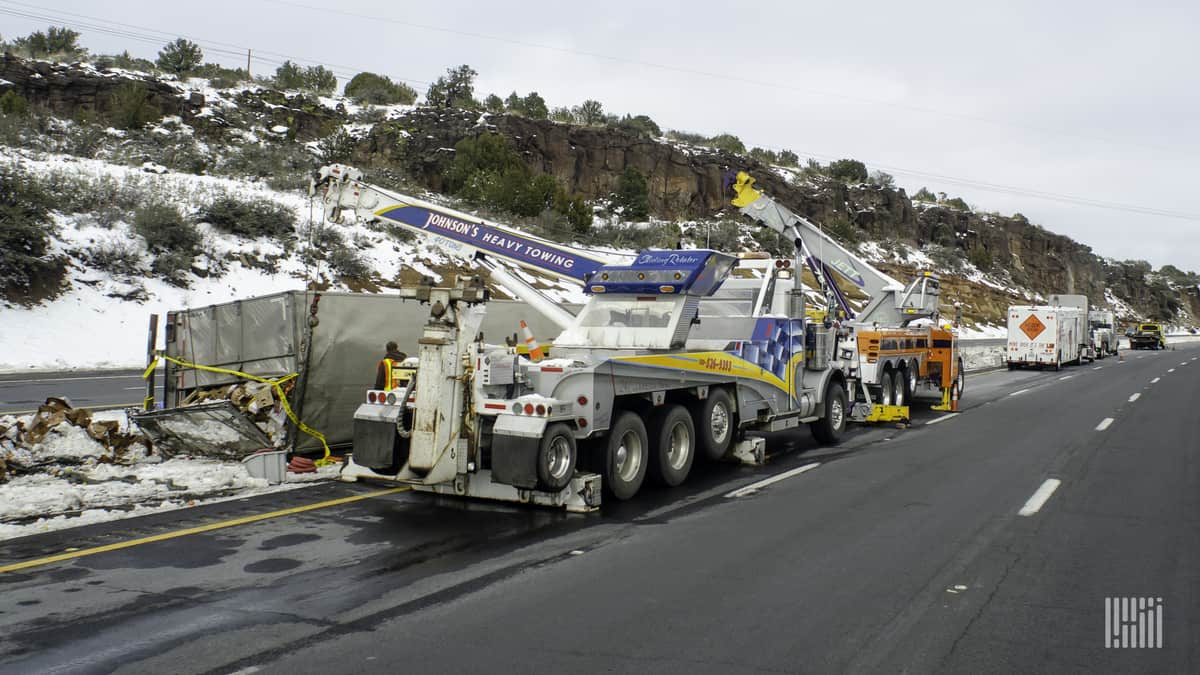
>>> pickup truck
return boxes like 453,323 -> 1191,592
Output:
1128,323 -> 1167,350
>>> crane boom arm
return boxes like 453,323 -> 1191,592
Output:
729,172 -> 902,297
730,172 -> 942,327
311,164 -> 625,330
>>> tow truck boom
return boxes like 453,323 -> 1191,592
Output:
730,172 -> 941,327
311,163 -> 625,330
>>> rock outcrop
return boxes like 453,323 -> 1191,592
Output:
365,108 -> 1197,322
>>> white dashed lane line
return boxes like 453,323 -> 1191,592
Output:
1168,368 -> 1176,373
1019,479 -> 1063,516
1129,393 -> 1141,403
1093,366 -> 1103,370
924,413 -> 960,426
725,463 -> 821,498
1009,388 -> 1031,397
1058,375 -> 1073,381
1096,417 -> 1115,431
1151,377 -> 1161,383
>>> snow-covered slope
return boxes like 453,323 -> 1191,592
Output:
0,147 -> 589,371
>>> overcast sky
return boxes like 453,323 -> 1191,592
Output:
6,0 -> 1198,272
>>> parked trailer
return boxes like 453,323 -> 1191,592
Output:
1007,305 -> 1086,370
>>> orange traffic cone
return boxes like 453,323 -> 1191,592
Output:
520,320 -> 544,361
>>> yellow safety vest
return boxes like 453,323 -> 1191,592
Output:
382,358 -> 401,390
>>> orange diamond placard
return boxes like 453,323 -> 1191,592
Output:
1019,314 -> 1046,340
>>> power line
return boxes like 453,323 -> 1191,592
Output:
756,143 -> 1200,221
5,2 -> 1195,223
0,1 -> 429,86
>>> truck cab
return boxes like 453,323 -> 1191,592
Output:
1129,323 -> 1166,350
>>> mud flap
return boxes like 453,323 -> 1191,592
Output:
352,404 -> 401,471
490,433 -> 538,489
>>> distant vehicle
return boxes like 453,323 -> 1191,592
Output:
1050,294 -> 1097,362
1087,309 -> 1117,358
1129,323 -> 1166,350
1007,305 -> 1086,370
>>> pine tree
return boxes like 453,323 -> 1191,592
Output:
156,38 -> 203,76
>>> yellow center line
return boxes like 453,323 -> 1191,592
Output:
0,486 -> 411,574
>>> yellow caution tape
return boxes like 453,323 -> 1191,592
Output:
150,354 -> 332,465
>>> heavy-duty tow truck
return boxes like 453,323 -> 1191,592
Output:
312,165 -> 961,511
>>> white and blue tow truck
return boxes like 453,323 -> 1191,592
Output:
312,165 -> 945,511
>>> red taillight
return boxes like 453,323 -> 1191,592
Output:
775,259 -> 784,268
577,395 -> 588,407
577,417 -> 588,428
524,403 -> 534,415
535,404 -> 546,416
368,391 -> 377,403
541,366 -> 564,373
484,402 -> 506,410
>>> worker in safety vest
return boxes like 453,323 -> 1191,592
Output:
375,341 -> 409,390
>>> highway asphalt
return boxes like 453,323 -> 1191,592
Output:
0,345 -> 1197,674
0,369 -> 163,415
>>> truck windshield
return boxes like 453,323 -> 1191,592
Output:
575,299 -> 675,328
1140,324 -> 1161,332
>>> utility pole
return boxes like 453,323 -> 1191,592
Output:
246,49 -> 252,80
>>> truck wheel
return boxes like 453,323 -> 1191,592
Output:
536,423 -> 577,492
892,369 -> 907,407
810,380 -> 847,445
691,387 -> 734,461
880,366 -> 895,405
648,404 -> 695,487
604,411 -> 648,500
906,361 -> 919,399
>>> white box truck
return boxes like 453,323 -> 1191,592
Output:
1007,305 -> 1086,370
1050,294 -> 1095,362
1088,309 -> 1117,357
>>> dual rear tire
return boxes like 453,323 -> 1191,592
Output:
601,403 -> 700,500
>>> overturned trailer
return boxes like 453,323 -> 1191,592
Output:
133,291 -> 569,457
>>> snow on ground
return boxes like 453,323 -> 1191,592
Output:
0,147 -> 611,371
960,341 -> 1005,371
0,408 -> 340,541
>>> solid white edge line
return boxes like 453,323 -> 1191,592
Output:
1128,393 -> 1141,402
725,462 -> 821,498
1096,417 -> 1115,431
1009,387 -> 1032,397
1018,478 -> 1062,516
924,413 -> 960,426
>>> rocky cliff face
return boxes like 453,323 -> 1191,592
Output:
0,54 -> 340,142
